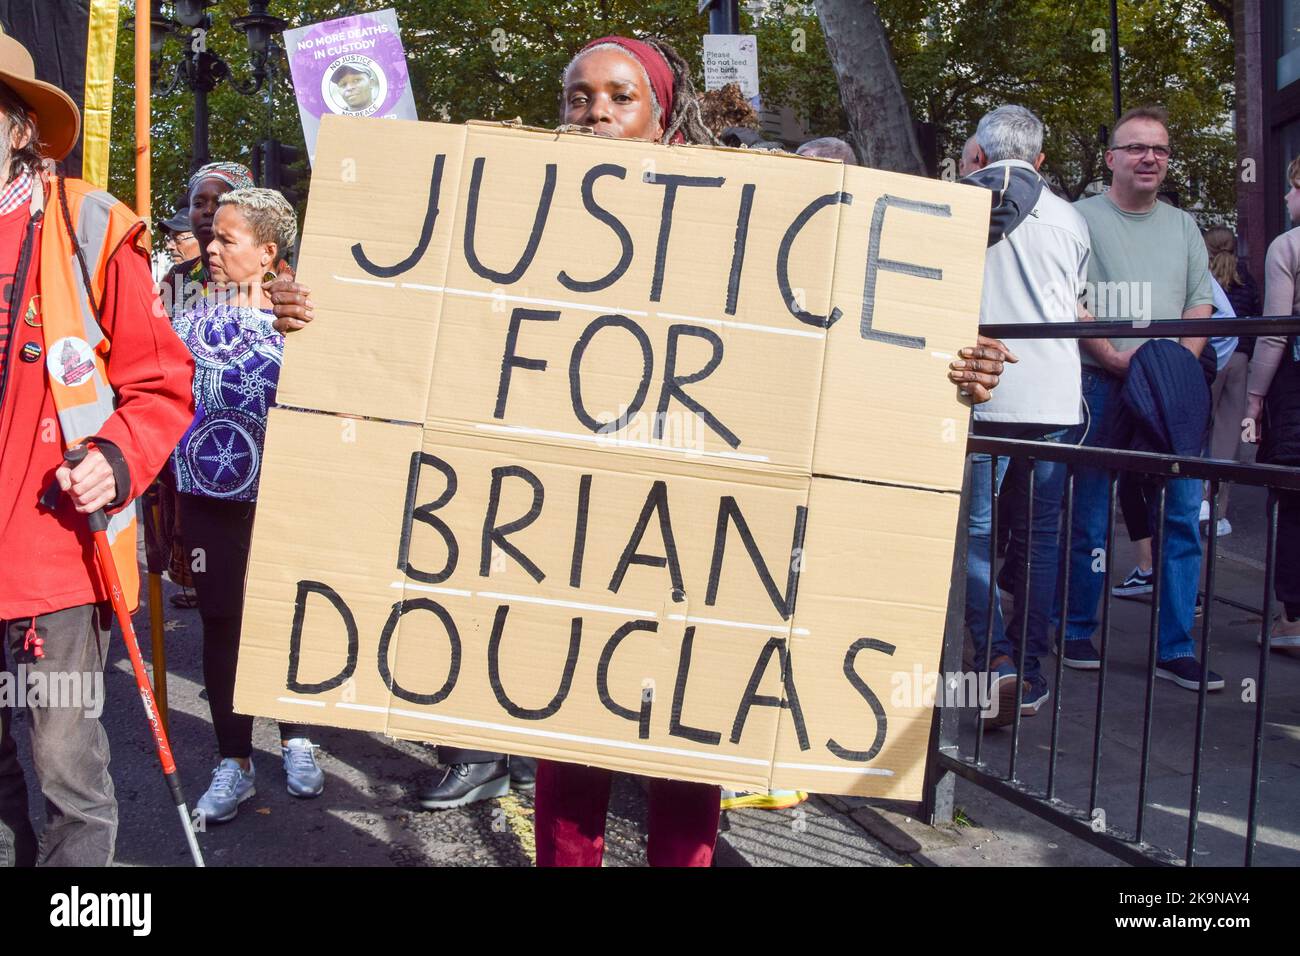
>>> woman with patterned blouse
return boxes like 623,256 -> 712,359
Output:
169,187 -> 328,825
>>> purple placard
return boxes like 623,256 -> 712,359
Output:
284,8 -> 419,163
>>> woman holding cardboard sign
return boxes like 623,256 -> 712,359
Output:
517,35 -> 727,867
535,34 -> 1020,867
264,33 -> 1014,866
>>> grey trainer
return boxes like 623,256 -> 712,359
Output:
195,758 -> 256,825
282,738 -> 325,798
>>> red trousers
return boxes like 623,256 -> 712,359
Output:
533,760 -> 721,867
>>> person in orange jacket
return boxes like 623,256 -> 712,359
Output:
0,29 -> 195,866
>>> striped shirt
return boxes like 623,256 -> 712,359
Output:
0,168 -> 33,216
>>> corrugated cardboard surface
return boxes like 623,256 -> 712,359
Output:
771,478 -> 959,796
237,116 -> 987,798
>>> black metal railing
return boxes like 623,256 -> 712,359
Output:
923,316 -> 1300,867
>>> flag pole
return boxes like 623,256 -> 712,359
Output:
134,2 -> 169,733
134,2 -> 150,219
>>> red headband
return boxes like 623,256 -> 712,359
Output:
578,35 -> 682,143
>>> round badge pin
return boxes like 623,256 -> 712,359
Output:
46,336 -> 97,387
20,341 -> 42,363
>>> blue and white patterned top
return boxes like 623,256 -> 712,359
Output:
171,297 -> 283,501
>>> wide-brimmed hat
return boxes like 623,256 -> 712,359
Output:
0,25 -> 80,161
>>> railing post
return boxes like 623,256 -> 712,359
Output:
924,456 -> 972,826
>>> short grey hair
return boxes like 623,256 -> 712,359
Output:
217,188 -> 298,257
975,105 -> 1044,164
797,137 -> 858,165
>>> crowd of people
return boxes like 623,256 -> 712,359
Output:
0,26 -> 1294,868
962,103 -> 1300,727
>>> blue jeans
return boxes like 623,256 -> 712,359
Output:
1058,368 -> 1200,662
967,424 -> 1070,680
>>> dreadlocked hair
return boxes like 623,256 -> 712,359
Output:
642,36 -> 716,147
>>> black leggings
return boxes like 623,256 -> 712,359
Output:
1262,343 -> 1300,619
179,494 -> 306,759
1277,491 -> 1300,620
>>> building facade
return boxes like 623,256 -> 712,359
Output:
1241,0 -> 1300,291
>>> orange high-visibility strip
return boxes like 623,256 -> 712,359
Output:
81,0 -> 120,189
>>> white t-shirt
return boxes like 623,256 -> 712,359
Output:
973,160 -> 1089,426
1209,277 -> 1238,372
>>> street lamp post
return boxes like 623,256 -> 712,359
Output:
143,1 -> 288,174
699,0 -> 741,35
1108,0 -> 1122,120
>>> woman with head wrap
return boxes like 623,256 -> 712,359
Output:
147,162 -> 258,612
149,163 -> 254,612
157,162 -> 257,318
149,163 -> 308,606
516,35 -> 724,868
559,35 -> 712,145
189,164 -> 256,256
533,33 -> 1015,868
414,35 -> 719,819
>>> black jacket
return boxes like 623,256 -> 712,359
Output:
1226,262 -> 1261,358
1262,339 -> 1300,467
1111,339 -> 1211,458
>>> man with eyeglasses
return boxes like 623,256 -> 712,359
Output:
159,207 -> 199,266
1057,105 -> 1220,692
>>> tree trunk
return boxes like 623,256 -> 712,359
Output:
813,0 -> 925,174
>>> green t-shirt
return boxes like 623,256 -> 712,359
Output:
1073,194 -> 1215,368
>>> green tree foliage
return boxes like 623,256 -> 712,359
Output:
749,3 -> 844,143
875,0 -> 1235,219
107,1 -> 1234,224
109,1 -> 322,219
109,0 -> 714,219
748,0 -> 1235,219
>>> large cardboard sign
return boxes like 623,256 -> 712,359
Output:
236,116 -> 987,798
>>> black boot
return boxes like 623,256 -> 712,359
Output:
417,758 -> 509,810
508,756 -> 536,792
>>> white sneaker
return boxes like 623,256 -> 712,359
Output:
283,738 -> 325,797
1215,518 -> 1232,537
1260,616 -> 1300,649
1199,499 -> 1211,522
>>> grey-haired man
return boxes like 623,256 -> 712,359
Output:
961,105 -> 1090,724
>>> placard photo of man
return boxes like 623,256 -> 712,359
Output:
327,62 -> 380,114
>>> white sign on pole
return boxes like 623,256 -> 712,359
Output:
703,33 -> 760,106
